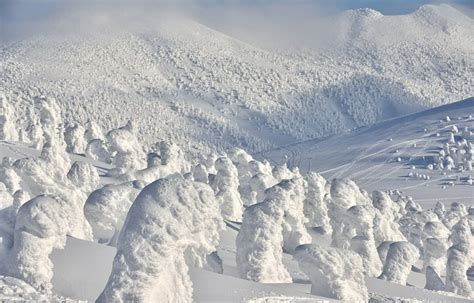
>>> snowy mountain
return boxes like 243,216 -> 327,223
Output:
1,4 -> 472,156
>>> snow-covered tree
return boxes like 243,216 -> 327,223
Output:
445,217 -> 473,297
84,181 -> 142,244
211,156 -> 243,221
7,195 -> 75,291
97,175 -> 224,302
270,177 -> 311,253
378,241 -> 419,285
421,221 -> 450,275
64,123 -> 87,154
372,191 -> 406,246
84,120 -> 104,142
294,244 -> 368,302
329,178 -> 371,248
0,157 -> 22,195
236,197 -> 291,283
346,205 -> 383,277
303,172 -> 331,233
0,93 -> 18,142
106,120 -> 146,170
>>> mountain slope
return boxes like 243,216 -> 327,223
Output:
258,97 -> 474,208
1,4 -> 472,156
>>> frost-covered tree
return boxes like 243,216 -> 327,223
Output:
294,244 -> 368,302
445,217 -> 473,297
248,172 -> 277,206
24,106 -> 43,149
303,172 -> 331,233
64,123 -> 87,154
35,95 -> 64,150
372,191 -> 406,246
84,181 -> 142,244
97,175 -> 224,303
270,177 -> 311,253
0,157 -> 22,195
84,120 -> 104,142
211,157 -> 243,221
236,196 -> 291,283
329,178 -> 371,248
7,195 -> 75,291
346,205 -> 383,277
106,120 -> 146,170
378,241 -> 419,285
421,221 -> 450,275
443,202 -> 468,229
121,141 -> 190,184
0,93 -> 18,142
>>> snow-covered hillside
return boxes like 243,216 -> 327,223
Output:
259,97 -> 474,208
1,4 -> 472,156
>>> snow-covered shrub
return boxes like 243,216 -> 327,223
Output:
97,174 -> 224,302
303,172 -> 331,233
378,241 -> 420,285
294,244 -> 368,302
64,123 -> 87,154
346,205 -> 383,277
0,93 -> 18,142
106,121 -> 146,170
84,181 -> 142,244
236,196 -> 291,283
211,157 -> 243,221
7,195 -> 75,291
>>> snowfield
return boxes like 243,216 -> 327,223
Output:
0,2 -> 473,303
